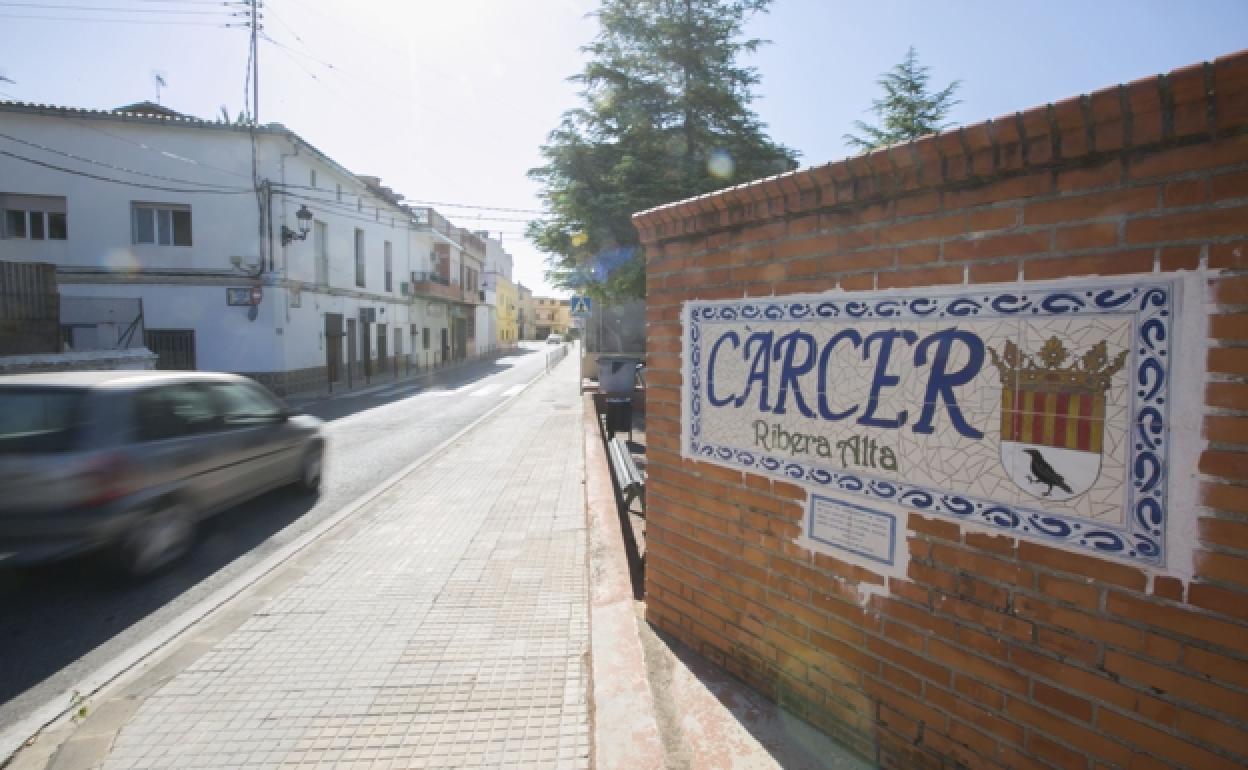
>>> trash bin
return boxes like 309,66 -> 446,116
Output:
597,354 -> 641,396
597,355 -> 640,439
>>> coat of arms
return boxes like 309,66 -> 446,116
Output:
989,337 -> 1129,501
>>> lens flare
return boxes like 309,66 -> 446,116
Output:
707,149 -> 734,180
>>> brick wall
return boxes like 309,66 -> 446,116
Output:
633,51 -> 1248,769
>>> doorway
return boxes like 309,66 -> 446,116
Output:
346,318 -> 357,389
325,313 -> 343,391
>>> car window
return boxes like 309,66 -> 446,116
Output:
0,388 -> 88,453
134,384 -> 220,441
209,382 -> 282,423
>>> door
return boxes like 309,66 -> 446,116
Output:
324,313 -> 343,386
376,323 -> 387,370
440,328 -> 450,364
131,383 -> 236,514
394,327 -> 403,374
361,321 -> 372,380
144,330 -> 197,370
208,381 -> 302,492
346,319 -> 357,388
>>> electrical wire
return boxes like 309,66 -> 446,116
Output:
0,1 -> 238,11
0,12 -> 230,23
62,118 -> 255,181
272,183 -> 542,214
0,148 -> 254,193
0,130 -> 249,189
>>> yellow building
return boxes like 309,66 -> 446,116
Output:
533,296 -> 571,339
495,275 -> 518,347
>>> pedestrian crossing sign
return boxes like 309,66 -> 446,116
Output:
570,295 -> 592,316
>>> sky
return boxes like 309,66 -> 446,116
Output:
1,0 -> 1246,297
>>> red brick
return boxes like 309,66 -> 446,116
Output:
1163,179 -> 1208,207
1209,241 -> 1248,270
1130,134 -> 1248,179
1006,697 -> 1132,765
1023,250 -> 1154,281
1127,205 -> 1248,244
1026,733 -> 1086,770
1198,517 -> 1248,550
1038,574 -> 1101,609
1199,449 -> 1248,481
877,266 -> 964,289
1201,481 -> 1248,513
1107,591 -> 1248,654
1054,222 -> 1119,251
931,542 -> 1034,587
1212,170 -> 1248,201
928,638 -> 1028,693
1024,187 -> 1157,225
896,243 -> 940,266
1096,709 -> 1243,770
1184,645 -> 1248,690
1017,541 -> 1147,590
1205,381 -> 1248,409
1159,245 -> 1201,271
968,260 -> 1019,284
1187,582 -> 1248,622
1057,160 -> 1123,192
896,191 -> 942,218
945,231 -> 1050,262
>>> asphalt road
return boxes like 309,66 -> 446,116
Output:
0,343 -> 562,733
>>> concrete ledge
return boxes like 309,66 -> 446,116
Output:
583,393 -> 666,770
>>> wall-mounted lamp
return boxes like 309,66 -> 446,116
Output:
281,204 -> 314,246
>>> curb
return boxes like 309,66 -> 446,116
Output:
0,355 -> 559,768
583,392 -> 666,770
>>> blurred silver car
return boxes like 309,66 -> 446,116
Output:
0,371 -> 324,576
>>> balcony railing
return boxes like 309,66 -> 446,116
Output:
411,271 -> 450,286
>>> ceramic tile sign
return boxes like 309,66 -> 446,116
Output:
681,281 -> 1178,569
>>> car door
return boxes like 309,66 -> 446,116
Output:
131,383 -> 237,516
207,381 -> 301,495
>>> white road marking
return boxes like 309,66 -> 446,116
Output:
502,384 -> 525,398
470,384 -> 500,397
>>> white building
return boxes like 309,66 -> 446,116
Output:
0,100 -> 487,395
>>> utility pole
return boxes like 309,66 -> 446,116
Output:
250,0 -> 260,124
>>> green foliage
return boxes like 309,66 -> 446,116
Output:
529,0 -> 798,300
844,46 -> 961,151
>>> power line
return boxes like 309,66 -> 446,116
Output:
0,148 -> 254,193
0,130 -> 248,189
0,12 -> 229,24
272,183 -> 542,214
0,1 -> 238,12
64,118 -> 255,182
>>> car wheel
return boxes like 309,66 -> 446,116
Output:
116,502 -> 195,578
296,446 -> 323,496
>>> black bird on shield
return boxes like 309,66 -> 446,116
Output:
1024,448 -> 1073,496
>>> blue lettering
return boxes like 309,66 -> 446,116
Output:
772,330 -> 817,418
736,331 -> 774,411
857,329 -> 918,429
707,331 -> 740,407
817,329 -> 862,421
912,329 -> 985,439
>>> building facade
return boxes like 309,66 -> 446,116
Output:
0,101 -> 486,395
532,296 -> 570,339
516,283 -> 534,340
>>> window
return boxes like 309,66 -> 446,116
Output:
314,221 -> 328,285
336,183 -> 342,202
2,194 -> 68,240
132,203 -> 191,246
384,241 -> 393,292
134,385 -> 219,441
354,228 -> 365,287
209,382 -> 281,424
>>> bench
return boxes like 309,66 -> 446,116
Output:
607,436 -> 645,515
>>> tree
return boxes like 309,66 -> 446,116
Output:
844,46 -> 961,152
528,0 -> 798,300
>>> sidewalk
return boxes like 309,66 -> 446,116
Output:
13,355 -> 590,769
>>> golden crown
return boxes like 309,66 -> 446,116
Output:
988,337 -> 1128,394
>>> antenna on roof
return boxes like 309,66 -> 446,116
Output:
153,71 -> 168,105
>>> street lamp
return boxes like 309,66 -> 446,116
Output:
281,204 -> 314,245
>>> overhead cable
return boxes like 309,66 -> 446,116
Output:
0,148 -> 254,193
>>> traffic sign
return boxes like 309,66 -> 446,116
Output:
570,295 -> 592,316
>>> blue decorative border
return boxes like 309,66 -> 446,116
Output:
808,495 -> 897,566
684,283 -> 1174,567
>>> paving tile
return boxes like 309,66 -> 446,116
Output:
102,362 -> 589,770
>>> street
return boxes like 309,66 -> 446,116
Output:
0,344 -> 557,734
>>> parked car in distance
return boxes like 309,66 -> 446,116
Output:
546,334 -> 563,345
0,371 -> 325,577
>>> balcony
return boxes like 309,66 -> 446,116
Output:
409,272 -> 485,305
